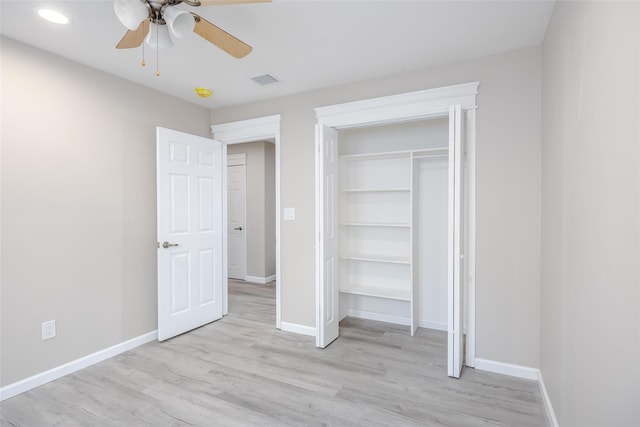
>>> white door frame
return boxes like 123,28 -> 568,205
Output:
314,82 -> 478,367
211,115 -> 282,329
227,153 -> 247,280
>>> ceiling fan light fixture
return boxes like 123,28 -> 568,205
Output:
146,22 -> 174,49
163,7 -> 195,39
114,0 -> 149,31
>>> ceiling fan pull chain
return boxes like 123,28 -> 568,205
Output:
155,21 -> 160,77
141,37 -> 146,67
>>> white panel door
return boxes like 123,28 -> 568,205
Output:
157,127 -> 224,341
447,105 -> 465,378
316,124 -> 339,348
227,162 -> 246,280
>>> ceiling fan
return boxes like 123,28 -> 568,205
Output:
114,0 -> 269,59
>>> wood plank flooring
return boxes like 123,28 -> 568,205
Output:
1,280 -> 548,426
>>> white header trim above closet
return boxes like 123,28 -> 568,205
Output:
315,82 -> 479,129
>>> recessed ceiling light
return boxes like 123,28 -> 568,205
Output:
37,9 -> 70,25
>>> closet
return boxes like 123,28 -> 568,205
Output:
315,82 -> 478,378
337,119 -> 449,336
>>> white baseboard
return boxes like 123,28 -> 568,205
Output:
0,330 -> 157,401
347,309 -> 409,326
474,358 -> 539,380
418,319 -> 447,331
279,321 -> 316,337
538,370 -> 559,427
244,275 -> 276,284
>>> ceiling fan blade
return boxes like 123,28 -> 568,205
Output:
192,13 -> 252,58
116,19 -> 150,49
198,0 -> 271,5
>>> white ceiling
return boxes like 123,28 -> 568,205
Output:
0,0 -> 555,110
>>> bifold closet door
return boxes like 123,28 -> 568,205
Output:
316,124 -> 340,348
447,105 -> 464,378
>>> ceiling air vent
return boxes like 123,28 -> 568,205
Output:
250,73 -> 280,86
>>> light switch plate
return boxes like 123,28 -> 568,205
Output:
283,208 -> 295,220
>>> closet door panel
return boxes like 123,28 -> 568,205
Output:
317,124 -> 340,348
447,104 -> 464,378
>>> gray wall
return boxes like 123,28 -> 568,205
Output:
0,37 -> 211,386
212,46 -> 542,368
227,141 -> 276,280
541,2 -> 640,425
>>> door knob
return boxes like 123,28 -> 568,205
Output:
162,241 -> 179,249
233,226 -> 243,231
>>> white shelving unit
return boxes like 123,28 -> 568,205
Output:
338,148 -> 449,335
337,146 -> 450,335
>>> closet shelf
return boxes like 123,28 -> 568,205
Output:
340,283 -> 411,301
411,148 -> 448,158
340,222 -> 410,228
340,254 -> 411,265
340,147 -> 449,160
340,147 -> 448,160
340,188 -> 410,193
340,151 -> 411,161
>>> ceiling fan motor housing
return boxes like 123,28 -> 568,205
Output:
147,0 -> 202,14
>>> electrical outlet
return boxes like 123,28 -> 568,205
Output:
42,320 -> 56,340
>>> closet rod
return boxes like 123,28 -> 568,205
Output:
412,153 -> 448,159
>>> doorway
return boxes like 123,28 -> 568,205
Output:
211,115 -> 282,329
315,83 -> 478,378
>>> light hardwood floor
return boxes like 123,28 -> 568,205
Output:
1,280 -> 548,426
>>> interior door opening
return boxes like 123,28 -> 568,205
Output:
315,83 -> 478,379
226,140 -> 277,316
211,114 -> 282,329
318,114 -> 469,378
